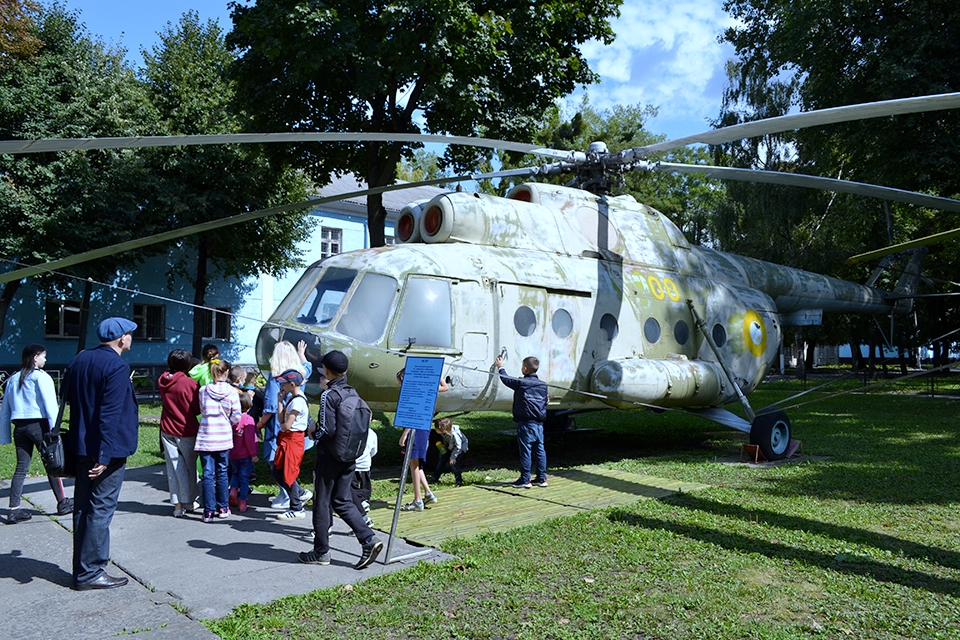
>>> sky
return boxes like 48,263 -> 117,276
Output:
65,0 -> 738,143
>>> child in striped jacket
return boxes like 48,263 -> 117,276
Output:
195,359 -> 241,522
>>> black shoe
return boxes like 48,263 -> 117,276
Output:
299,549 -> 331,565
57,498 -> 74,515
72,573 -> 128,591
355,535 -> 383,569
6,509 -> 31,524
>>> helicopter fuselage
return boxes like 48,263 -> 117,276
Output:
256,182 -> 895,415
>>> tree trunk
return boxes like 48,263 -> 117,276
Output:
76,279 -> 93,354
192,236 -> 209,358
804,339 -> 816,370
794,333 -> 806,380
0,280 -> 22,340
366,192 -> 388,247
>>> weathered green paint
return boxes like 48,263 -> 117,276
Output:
257,183 -> 897,414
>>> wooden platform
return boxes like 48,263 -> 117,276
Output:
369,465 -> 711,547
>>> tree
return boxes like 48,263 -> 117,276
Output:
0,0 -> 41,69
228,0 -> 622,246
720,0 -> 960,363
141,11 -> 312,357
0,3 -> 161,345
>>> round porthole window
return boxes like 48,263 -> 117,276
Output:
674,320 -> 689,345
552,309 -> 573,338
712,323 -> 727,348
644,317 -> 661,343
600,313 -> 619,341
514,306 -> 537,337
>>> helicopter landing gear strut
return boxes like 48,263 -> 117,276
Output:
749,410 -> 792,461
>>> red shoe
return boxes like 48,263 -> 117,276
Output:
238,500 -> 247,513
229,488 -> 238,508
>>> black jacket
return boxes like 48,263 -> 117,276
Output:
497,368 -> 547,423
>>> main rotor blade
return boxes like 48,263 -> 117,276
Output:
0,169 -> 531,284
628,92 -> 960,159
0,131 -> 583,162
847,227 -> 960,264
654,162 -> 960,213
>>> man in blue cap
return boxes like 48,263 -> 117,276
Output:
64,316 -> 139,590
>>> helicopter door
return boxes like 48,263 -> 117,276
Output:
499,283 -> 550,385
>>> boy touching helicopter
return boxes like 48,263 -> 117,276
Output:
495,355 -> 548,489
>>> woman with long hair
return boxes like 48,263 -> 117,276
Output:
256,340 -> 313,509
0,343 -> 73,523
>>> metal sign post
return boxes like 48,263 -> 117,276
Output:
384,355 -> 444,564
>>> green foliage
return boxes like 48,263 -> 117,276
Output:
228,0 -> 623,245
0,4 -> 162,291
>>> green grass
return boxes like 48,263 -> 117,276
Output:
5,381 -> 960,639
210,386 -> 960,640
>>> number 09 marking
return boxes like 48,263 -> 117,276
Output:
647,275 -> 681,302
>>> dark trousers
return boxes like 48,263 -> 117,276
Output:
351,469 -> 372,513
517,421 -> 547,483
271,465 -> 303,512
10,419 -> 66,508
431,453 -> 464,484
73,456 -> 125,585
312,448 -> 374,554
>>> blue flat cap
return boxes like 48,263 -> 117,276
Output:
97,317 -> 137,342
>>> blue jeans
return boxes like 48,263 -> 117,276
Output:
432,453 -> 464,484
229,457 -> 254,500
73,456 -> 126,584
516,421 -> 546,483
199,451 -> 229,514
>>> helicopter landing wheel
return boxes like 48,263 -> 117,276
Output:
749,411 -> 791,461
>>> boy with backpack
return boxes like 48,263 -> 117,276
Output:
300,350 -> 383,570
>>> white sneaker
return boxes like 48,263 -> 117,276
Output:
270,496 -> 290,510
276,509 -> 306,520
299,489 -> 313,504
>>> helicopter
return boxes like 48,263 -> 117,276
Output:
3,93 -> 960,460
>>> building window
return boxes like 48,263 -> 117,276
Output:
384,235 -> 396,245
45,300 -> 82,338
199,307 -> 231,341
321,227 -> 342,259
133,303 -> 166,340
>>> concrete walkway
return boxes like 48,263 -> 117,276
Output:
0,465 -> 448,639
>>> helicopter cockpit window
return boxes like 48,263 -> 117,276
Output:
644,317 -> 661,344
392,278 -> 452,348
712,323 -> 727,348
336,273 -> 398,344
551,309 -> 573,338
295,267 -> 356,326
514,306 -> 537,337
600,314 -> 619,341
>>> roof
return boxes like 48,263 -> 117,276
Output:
313,173 -> 451,215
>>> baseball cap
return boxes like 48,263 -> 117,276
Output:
97,317 -> 138,342
321,350 -> 349,374
274,369 -> 304,386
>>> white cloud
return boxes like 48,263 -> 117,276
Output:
575,0 -> 739,140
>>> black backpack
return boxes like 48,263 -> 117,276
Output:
322,384 -> 371,463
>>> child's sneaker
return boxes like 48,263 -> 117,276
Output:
218,507 -> 231,519
276,509 -> 306,520
533,478 -> 548,487
202,511 -> 215,523
425,492 -> 438,504
229,488 -> 239,508
362,514 -> 374,528
401,500 -> 424,511
510,479 -> 532,489
238,500 -> 247,513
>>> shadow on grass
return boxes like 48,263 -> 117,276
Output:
609,508 -> 960,597
662,492 -> 960,570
